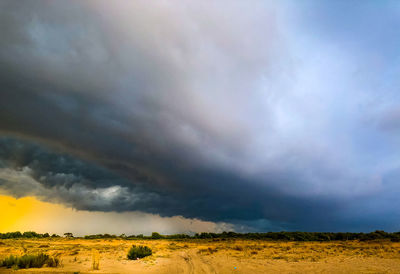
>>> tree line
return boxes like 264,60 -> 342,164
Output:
0,231 -> 59,239
2,230 -> 400,242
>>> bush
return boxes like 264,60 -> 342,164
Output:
0,253 -> 59,269
127,245 -> 152,259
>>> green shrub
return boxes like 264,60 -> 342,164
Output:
127,245 -> 152,259
0,253 -> 59,269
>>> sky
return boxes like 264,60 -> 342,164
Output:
1,0 -> 400,235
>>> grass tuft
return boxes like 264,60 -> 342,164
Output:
0,253 -> 59,269
92,250 -> 100,270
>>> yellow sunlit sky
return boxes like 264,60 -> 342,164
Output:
0,195 -> 46,232
0,195 -> 231,236
0,195 -> 77,234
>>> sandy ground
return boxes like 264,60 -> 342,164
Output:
0,238 -> 400,273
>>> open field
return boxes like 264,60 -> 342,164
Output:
1,238 -> 400,273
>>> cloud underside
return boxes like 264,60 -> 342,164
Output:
0,137 -> 326,231
1,1 -> 400,231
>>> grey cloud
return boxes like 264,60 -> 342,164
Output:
377,106 -> 400,132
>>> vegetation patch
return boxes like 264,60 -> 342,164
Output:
0,253 -> 59,269
127,245 -> 152,259
198,247 -> 218,254
3,230 -> 400,242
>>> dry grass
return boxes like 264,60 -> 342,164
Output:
0,238 -> 399,273
91,249 -> 100,270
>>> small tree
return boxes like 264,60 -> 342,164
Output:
151,232 -> 162,239
64,232 -> 73,238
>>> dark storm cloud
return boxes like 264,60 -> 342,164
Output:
0,137 -> 342,231
1,0 -> 400,231
0,137 -> 162,211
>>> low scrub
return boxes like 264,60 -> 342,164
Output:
127,245 -> 152,259
0,253 -> 59,269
